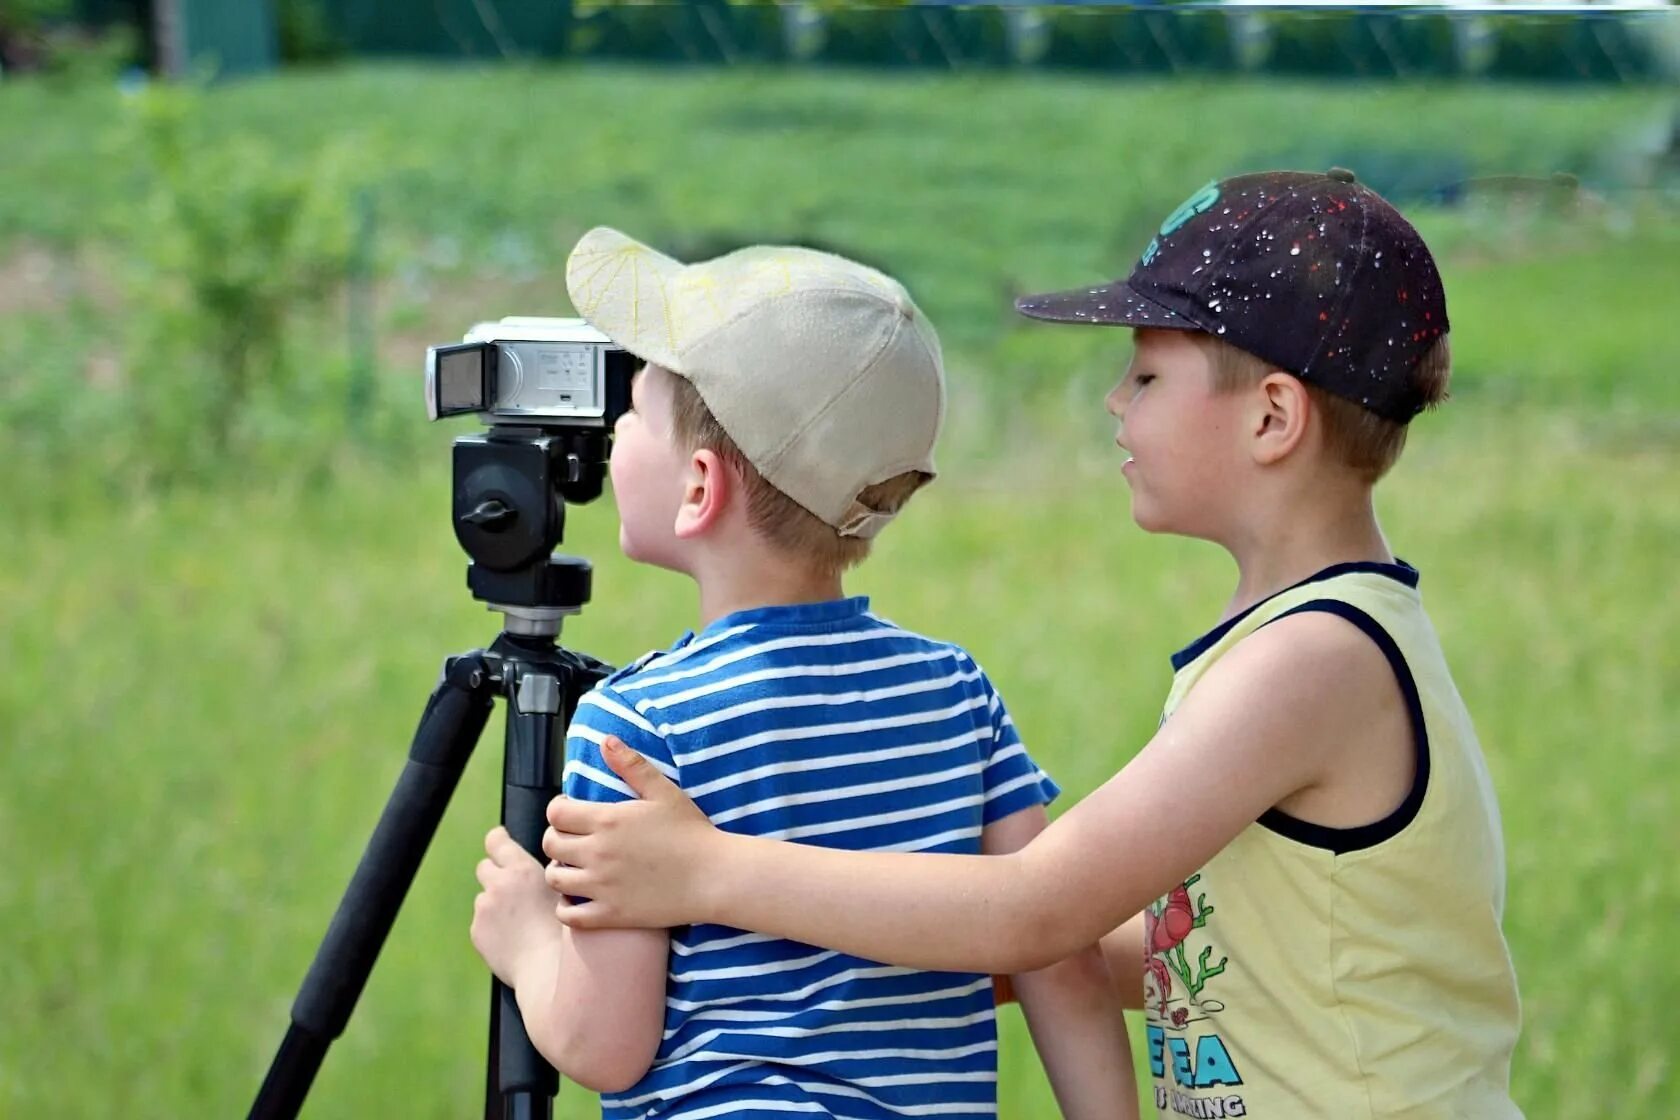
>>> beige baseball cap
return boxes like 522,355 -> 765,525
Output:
564,227 -> 945,539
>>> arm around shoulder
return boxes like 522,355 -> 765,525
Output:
548,628 -> 1348,976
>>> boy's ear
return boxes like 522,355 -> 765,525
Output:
674,448 -> 734,540
1250,371 -> 1311,466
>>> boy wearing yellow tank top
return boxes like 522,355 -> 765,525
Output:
540,169 -> 1524,1120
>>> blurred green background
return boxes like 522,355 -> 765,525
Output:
2,5 -> 1678,1116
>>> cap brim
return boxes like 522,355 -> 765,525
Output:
565,226 -> 688,371
1014,280 -> 1199,330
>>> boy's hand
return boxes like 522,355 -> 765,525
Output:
471,826 -> 564,987
542,735 -> 718,929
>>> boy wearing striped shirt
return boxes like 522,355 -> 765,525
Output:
469,227 -> 1136,1120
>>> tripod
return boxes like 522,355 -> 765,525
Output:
252,427 -> 616,1119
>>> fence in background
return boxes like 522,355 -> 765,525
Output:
66,0 -> 1680,83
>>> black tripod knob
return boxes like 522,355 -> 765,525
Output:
462,499 -> 516,530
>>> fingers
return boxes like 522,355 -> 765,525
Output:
554,895 -> 613,930
599,736 -> 677,801
484,825 -> 521,865
489,825 -> 561,877
544,861 -> 594,899
474,857 -> 495,889
542,824 -> 588,866
546,793 -> 607,834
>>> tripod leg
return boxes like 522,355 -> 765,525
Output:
483,642 -> 609,1119
250,653 -> 496,1120
485,657 -> 568,1119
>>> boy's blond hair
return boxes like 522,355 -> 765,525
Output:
667,376 -> 929,574
1196,334 -> 1452,481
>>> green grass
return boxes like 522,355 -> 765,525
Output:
1,63 -> 1677,1117
2,408 -> 1675,1117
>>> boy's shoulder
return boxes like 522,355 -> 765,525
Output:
589,614 -> 760,699
598,649 -> 666,692
1163,582 -> 1424,801
584,608 -> 1000,719
1173,561 -> 1422,671
576,648 -> 686,733
853,612 -> 1002,694
568,639 -> 690,738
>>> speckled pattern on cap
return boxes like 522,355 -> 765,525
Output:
1016,169 -> 1448,422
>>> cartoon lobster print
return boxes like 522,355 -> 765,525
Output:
1143,873 -> 1228,1027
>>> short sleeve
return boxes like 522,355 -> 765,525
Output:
978,672 -> 1061,826
563,683 -> 680,805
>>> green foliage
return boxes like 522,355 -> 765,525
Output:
0,0 -> 70,33
117,83 -> 372,482
0,81 -> 405,502
277,0 -> 347,64
0,0 -> 71,72
1488,14 -> 1673,82
557,4 -> 1677,81
1260,10 -> 1456,78
32,20 -> 139,87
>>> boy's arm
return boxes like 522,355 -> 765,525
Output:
984,806 -> 1139,1120
524,918 -> 667,1093
519,682 -> 675,1092
474,829 -> 666,1094
547,612 -> 1388,974
1101,914 -> 1147,1010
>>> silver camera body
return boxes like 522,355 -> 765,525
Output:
425,317 -> 635,428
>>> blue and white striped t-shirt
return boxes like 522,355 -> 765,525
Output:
562,596 -> 1059,1120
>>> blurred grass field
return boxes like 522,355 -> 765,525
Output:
1,65 -> 1676,1117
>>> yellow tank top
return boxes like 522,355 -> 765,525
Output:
1141,562 -> 1522,1120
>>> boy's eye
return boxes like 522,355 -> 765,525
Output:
1134,373 -> 1156,388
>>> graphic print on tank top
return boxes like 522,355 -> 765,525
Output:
1144,876 -> 1247,1117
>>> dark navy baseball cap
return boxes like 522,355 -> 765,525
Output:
1016,168 -> 1449,422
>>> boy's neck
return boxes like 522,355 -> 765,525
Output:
1221,486 -> 1394,623
692,553 -> 846,630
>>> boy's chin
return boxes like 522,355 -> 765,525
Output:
1126,496 -> 1169,534
618,528 -> 657,565
1130,502 -> 1223,543
1128,500 -> 1191,537
619,530 -> 688,574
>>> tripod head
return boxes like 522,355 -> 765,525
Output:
427,317 -> 638,623
452,426 -> 602,622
